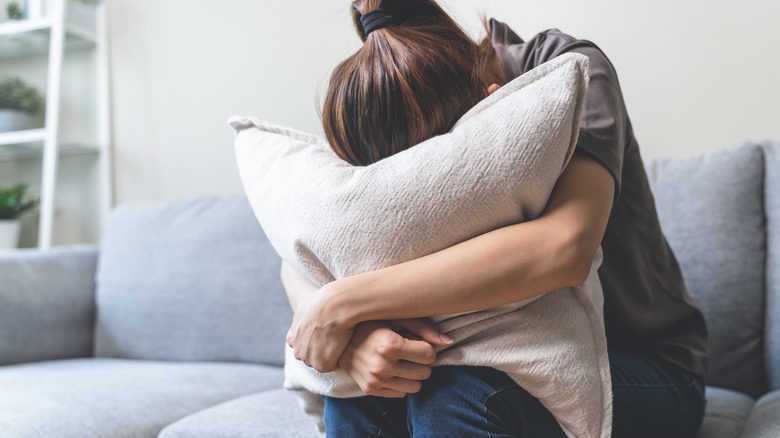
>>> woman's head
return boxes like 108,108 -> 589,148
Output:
323,0 -> 505,165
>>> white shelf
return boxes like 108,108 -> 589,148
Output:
0,19 -> 96,59
0,128 -> 46,145
0,132 -> 98,161
0,142 -> 98,161
1,0 -> 110,249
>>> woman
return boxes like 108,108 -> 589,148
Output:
282,0 -> 708,436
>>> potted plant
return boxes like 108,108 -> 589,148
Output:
0,75 -> 44,132
0,183 -> 38,249
6,1 -> 23,20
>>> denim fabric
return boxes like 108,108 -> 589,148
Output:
323,350 -> 705,438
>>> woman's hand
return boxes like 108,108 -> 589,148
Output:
281,263 -> 351,372
286,291 -> 354,373
338,318 -> 451,398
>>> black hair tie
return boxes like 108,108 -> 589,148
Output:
360,8 -> 397,35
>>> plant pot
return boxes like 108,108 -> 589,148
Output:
0,108 -> 42,132
0,219 -> 21,249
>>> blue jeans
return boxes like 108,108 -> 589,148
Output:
323,350 -> 706,438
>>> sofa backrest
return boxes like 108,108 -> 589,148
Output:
94,196 -> 291,367
645,142 -> 767,397
762,142 -> 780,391
0,246 -> 98,365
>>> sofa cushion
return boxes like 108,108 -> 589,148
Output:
696,386 -> 755,438
0,358 -> 283,438
762,141 -> 780,390
0,246 -> 97,365
160,387 -> 759,438
645,143 -> 766,397
159,388 -> 318,438
94,196 -> 291,366
741,388 -> 780,438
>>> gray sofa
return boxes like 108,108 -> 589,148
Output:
0,140 -> 778,438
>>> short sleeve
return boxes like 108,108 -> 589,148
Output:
490,21 -> 626,199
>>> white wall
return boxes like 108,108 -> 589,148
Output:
108,0 -> 780,205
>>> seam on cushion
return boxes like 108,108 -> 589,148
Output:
453,53 -> 588,129
707,413 -> 750,420
758,144 -> 770,395
232,117 -> 328,148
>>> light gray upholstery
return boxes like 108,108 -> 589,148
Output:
0,358 -> 284,438
695,387 -> 754,438
762,142 -> 780,390
0,246 -> 98,366
94,196 -> 291,366
645,143 -> 767,397
741,389 -> 780,438
159,389 -> 318,438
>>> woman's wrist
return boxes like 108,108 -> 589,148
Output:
320,277 -> 364,330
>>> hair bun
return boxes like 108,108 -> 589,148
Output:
360,8 -> 396,35
357,0 -> 440,37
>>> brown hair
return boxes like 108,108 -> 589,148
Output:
322,0 -> 506,166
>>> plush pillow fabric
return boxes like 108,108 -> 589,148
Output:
230,53 -> 611,438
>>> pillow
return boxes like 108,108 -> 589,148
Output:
230,53 -> 611,438
231,53 -> 585,286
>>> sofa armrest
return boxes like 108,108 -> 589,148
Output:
0,245 -> 98,365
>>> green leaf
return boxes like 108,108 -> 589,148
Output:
0,75 -> 44,114
0,184 -> 39,220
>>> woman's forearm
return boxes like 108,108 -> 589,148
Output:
280,261 -> 319,311
323,155 -> 615,328
324,218 -> 581,325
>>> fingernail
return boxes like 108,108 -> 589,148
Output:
440,334 -> 453,344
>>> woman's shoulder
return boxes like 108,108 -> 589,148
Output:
489,19 -> 577,50
489,19 -> 610,77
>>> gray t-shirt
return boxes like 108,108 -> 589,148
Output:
489,19 -> 708,376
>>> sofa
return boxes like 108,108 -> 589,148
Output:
0,140 -> 778,438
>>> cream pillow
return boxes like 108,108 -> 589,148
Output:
232,53 -> 586,285
230,53 -> 612,438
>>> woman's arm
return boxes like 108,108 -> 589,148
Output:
288,154 -> 614,371
282,261 -> 453,381
328,154 -> 613,324
280,261 -> 318,312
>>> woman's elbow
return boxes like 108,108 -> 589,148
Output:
566,255 -> 595,287
557,233 -> 600,288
